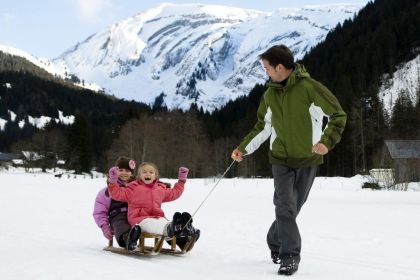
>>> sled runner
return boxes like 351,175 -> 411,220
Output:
103,231 -> 197,256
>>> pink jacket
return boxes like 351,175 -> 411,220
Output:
108,179 -> 185,226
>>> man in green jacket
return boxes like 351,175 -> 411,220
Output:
231,45 -> 346,275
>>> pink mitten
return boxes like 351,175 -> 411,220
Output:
108,167 -> 119,184
178,167 -> 189,181
101,224 -> 113,240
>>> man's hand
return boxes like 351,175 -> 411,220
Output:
312,143 -> 328,155
231,149 -> 244,162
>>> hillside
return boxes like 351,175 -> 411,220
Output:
0,51 -> 152,171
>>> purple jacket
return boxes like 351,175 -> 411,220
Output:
93,179 -> 128,228
93,187 -> 111,228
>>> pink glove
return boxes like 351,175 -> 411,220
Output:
178,167 -> 189,181
108,167 -> 119,184
101,224 -> 113,240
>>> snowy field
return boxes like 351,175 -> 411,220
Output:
1,170 -> 420,280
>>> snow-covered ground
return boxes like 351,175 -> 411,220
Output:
1,170 -> 420,279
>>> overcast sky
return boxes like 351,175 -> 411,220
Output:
0,0 -> 371,59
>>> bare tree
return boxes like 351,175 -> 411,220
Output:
106,111 -> 215,178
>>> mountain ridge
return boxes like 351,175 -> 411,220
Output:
55,3 -> 363,111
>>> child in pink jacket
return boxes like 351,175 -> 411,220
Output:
107,162 -> 192,250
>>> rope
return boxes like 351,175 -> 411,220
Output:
181,160 -> 236,231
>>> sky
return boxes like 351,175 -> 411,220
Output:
0,0 -> 371,59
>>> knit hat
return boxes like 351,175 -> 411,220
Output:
115,156 -> 136,173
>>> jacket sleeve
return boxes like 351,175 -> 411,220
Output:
108,183 -> 131,203
163,181 -> 185,202
92,188 -> 111,228
309,79 -> 347,150
237,95 -> 272,155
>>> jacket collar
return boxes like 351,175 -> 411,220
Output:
266,63 -> 310,90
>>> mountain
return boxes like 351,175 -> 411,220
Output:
56,3 -> 363,111
0,45 -> 68,78
0,49 -> 152,164
0,45 -> 102,92
379,54 -> 420,115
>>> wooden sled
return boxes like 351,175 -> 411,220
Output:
103,232 -> 197,257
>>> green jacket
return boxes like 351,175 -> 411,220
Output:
237,64 -> 347,167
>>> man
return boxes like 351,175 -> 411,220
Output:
231,45 -> 346,275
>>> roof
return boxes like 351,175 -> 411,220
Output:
0,153 -> 21,161
385,140 -> 420,159
21,151 -> 43,161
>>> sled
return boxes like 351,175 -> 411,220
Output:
103,231 -> 197,256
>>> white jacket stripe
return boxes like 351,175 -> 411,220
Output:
245,107 -> 272,154
309,103 -> 328,145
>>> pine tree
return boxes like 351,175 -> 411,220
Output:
66,114 -> 93,173
390,92 -> 416,139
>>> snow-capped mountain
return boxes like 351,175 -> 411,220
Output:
0,45 -> 102,92
379,54 -> 420,116
56,3 -> 363,111
0,44 -> 69,78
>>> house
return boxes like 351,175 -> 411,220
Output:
381,140 -> 420,183
0,151 -> 64,171
0,153 -> 22,167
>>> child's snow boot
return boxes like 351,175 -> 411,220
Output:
194,228 -> 200,241
126,225 -> 141,251
120,231 -> 130,248
167,212 -> 183,238
180,212 -> 194,237
180,212 -> 200,241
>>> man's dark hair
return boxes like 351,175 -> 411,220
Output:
259,45 -> 294,69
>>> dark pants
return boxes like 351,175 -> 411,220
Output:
109,212 -> 131,248
267,164 -> 317,257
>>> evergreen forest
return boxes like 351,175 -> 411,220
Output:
0,0 -> 419,178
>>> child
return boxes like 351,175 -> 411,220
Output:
93,156 -> 136,248
107,162 -> 197,251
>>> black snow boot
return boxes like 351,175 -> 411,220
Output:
271,250 -> 281,264
167,212 -> 183,238
126,225 -> 141,251
194,228 -> 201,241
180,212 -> 194,237
120,231 -> 130,248
180,212 -> 201,241
278,254 -> 300,276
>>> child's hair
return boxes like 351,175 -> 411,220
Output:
137,162 -> 160,179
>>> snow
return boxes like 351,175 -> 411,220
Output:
28,115 -> 52,128
5,110 -> 74,129
57,110 -> 75,126
379,54 -> 420,115
0,118 -> 6,131
0,44 -> 102,92
1,170 -> 420,279
18,119 -> 25,128
0,44 -> 68,78
8,110 -> 17,121
56,3 -> 364,111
